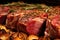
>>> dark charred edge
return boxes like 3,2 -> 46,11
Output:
2,15 -> 7,25
17,23 -> 29,35
9,36 -> 13,40
50,24 -> 60,39
5,13 -> 20,32
38,19 -> 46,36
0,14 -> 8,25
5,23 -> 18,32
6,25 -> 17,32
50,37 -> 55,40
6,19 -> 18,32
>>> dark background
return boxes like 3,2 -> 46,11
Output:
0,0 -> 60,6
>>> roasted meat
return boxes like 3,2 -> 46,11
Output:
0,2 -> 59,39
17,9 -> 47,35
45,6 -> 60,39
49,15 -> 60,38
6,11 -> 20,31
6,8 -> 47,35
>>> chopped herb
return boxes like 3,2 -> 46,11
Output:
9,9 -> 15,13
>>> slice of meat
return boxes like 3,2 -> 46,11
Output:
6,12 -> 20,31
46,15 -> 60,39
46,6 -> 60,39
51,15 -> 60,38
6,9 -> 26,32
17,10 -> 47,35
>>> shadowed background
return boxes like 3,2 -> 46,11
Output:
0,0 -> 60,6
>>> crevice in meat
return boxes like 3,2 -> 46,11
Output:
38,19 -> 46,36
